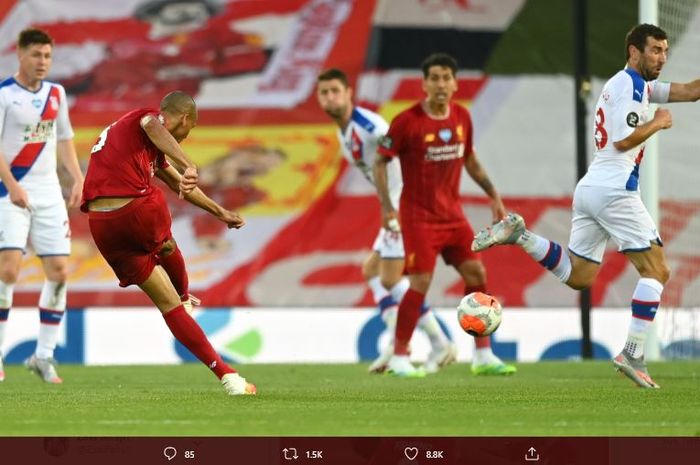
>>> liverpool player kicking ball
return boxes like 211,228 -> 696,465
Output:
82,91 -> 255,395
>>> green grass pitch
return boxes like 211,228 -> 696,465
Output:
1,361 -> 699,436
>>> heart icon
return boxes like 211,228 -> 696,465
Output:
404,447 -> 419,461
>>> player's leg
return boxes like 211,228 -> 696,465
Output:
139,265 -> 256,395
380,230 -> 454,370
472,186 -> 606,290
24,197 -> 70,383
364,250 -> 398,373
25,255 -> 69,384
0,250 -> 23,383
606,192 -> 669,388
387,271 -> 431,377
454,259 -> 516,375
0,201 -> 30,382
157,238 -> 199,313
88,192 -> 255,394
614,244 -> 668,388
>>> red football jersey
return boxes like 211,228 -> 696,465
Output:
81,108 -> 169,212
378,101 -> 474,228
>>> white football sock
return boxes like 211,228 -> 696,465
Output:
0,280 -> 14,349
418,311 -> 448,348
36,280 -> 67,359
517,231 -> 572,283
368,276 -> 390,304
389,278 -> 410,303
624,278 -> 663,358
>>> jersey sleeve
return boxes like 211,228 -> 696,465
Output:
377,112 -> 407,158
611,74 -> 643,143
55,85 -> 74,141
649,80 -> 671,104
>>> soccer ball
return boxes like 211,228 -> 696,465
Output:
457,292 -> 502,337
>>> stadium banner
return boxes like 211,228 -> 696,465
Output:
3,307 -> 698,365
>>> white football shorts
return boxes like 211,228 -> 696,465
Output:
569,185 -> 660,263
0,194 -> 70,256
372,227 -> 405,259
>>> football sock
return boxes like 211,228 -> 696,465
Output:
624,278 -> 663,358
517,231 -> 572,283
389,278 -> 410,303
36,280 -> 67,359
159,247 -> 189,299
418,310 -> 448,347
163,305 -> 235,379
381,302 -> 398,330
394,289 -> 425,355
0,280 -> 13,349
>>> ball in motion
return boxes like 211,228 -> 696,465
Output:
457,292 -> 502,337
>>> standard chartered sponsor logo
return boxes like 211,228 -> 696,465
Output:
425,143 -> 465,161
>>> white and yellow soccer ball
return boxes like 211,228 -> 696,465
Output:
457,292 -> 503,337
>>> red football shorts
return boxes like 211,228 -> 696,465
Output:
88,189 -> 172,287
401,221 -> 480,274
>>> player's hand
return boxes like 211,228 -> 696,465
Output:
220,210 -> 245,229
383,209 -> 400,232
67,180 -> 83,208
9,184 -> 31,210
653,107 -> 672,130
490,198 -> 507,224
179,167 -> 198,198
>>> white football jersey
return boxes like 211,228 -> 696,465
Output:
580,68 -> 670,190
337,106 -> 402,210
0,77 -> 74,196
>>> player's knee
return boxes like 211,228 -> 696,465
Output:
0,268 -> 19,284
46,266 -> 69,283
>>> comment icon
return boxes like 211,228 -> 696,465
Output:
164,446 -> 177,461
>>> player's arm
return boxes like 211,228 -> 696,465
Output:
463,151 -> 506,223
612,107 -> 672,152
0,97 -> 30,209
373,154 -> 399,231
156,165 -> 245,229
57,139 -> 84,208
140,114 -> 197,168
0,150 -> 30,209
668,78 -> 700,103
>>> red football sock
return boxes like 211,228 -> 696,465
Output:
394,288 -> 425,355
163,305 -> 235,379
159,247 -> 189,299
465,284 -> 491,348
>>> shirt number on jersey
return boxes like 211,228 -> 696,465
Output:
91,125 -> 112,154
594,107 -> 608,150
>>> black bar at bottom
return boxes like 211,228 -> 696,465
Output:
3,436 -> 700,465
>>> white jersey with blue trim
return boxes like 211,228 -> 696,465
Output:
337,106 -> 402,210
580,68 -> 670,191
0,77 -> 74,196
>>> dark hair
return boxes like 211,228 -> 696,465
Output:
421,53 -> 458,78
625,23 -> 667,60
18,28 -> 53,49
317,68 -> 349,88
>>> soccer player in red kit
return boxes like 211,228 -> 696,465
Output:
374,53 -> 516,377
81,91 -> 255,395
